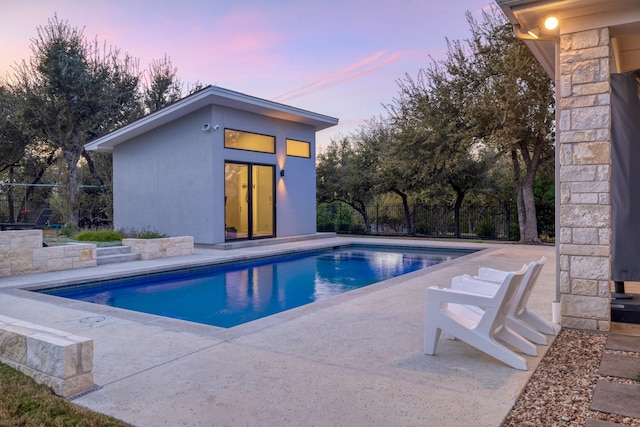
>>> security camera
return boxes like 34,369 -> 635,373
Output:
202,124 -> 210,131
213,124 -> 220,131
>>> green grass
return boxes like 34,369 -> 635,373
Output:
0,362 -> 129,426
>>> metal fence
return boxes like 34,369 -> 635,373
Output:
317,202 -> 555,241
1,183 -> 554,241
0,184 -> 54,223
0,183 -> 111,227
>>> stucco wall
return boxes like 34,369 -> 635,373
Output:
113,105 -> 318,244
114,106 -> 216,243
558,28 -> 612,331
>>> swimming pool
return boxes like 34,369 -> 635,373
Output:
38,245 -> 475,328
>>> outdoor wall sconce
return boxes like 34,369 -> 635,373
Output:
544,16 -> 558,30
527,27 -> 540,39
528,15 -> 558,39
513,19 -> 559,42
280,170 -> 285,178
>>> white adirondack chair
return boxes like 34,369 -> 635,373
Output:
450,257 -> 553,346
424,264 -> 530,370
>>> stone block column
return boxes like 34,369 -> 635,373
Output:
558,28 -> 611,330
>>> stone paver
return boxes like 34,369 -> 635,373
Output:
599,352 -> 640,380
591,380 -> 640,419
606,333 -> 640,352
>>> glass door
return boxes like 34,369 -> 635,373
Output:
225,162 -> 274,241
251,164 -> 274,238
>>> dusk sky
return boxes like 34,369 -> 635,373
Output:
1,0 -> 493,149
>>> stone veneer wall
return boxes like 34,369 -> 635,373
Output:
0,314 -> 94,397
122,236 -> 194,260
558,28 -> 611,330
0,230 -> 97,278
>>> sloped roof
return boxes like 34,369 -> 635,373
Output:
85,85 -> 339,152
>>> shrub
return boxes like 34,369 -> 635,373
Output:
415,220 -> 431,235
74,229 -> 123,242
60,223 -> 77,238
478,219 -> 497,239
118,227 -> 169,239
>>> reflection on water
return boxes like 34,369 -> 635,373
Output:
42,246 -> 472,328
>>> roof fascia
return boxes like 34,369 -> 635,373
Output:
85,86 -> 338,152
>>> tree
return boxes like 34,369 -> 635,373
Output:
0,83 -> 60,222
387,7 -> 554,243
7,16 -> 141,226
459,8 -> 555,243
388,61 -> 494,238
0,85 -> 28,175
316,136 -> 378,232
143,55 -> 184,113
360,117 -> 419,235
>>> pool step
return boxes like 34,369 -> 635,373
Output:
96,246 -> 140,265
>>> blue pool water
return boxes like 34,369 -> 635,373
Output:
39,245 -> 474,328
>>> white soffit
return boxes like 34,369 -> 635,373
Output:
496,0 -> 640,76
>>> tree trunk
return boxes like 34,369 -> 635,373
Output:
511,148 -> 541,244
453,186 -> 465,238
8,166 -> 15,223
394,189 -> 413,236
354,201 -> 371,233
64,150 -> 82,227
82,149 -> 105,187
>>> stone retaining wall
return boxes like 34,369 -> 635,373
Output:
0,230 -> 96,278
0,315 -> 94,397
122,236 -> 194,260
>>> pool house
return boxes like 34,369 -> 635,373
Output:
85,86 -> 338,245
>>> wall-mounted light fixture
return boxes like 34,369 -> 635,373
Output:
513,22 -> 559,42
544,16 -> 559,31
280,170 -> 285,178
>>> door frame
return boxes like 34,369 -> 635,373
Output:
224,161 -> 276,241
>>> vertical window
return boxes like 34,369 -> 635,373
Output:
225,129 -> 275,153
286,139 -> 311,158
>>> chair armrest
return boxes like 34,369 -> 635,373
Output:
477,267 -> 509,282
450,277 -> 500,297
427,285 -> 498,308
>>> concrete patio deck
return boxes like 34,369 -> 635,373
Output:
0,237 -> 558,426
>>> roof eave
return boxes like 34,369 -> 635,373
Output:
85,86 -> 338,152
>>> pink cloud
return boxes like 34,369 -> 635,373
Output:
272,51 -> 399,102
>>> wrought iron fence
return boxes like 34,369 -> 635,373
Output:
317,202 -> 555,242
0,183 -> 111,227
0,184 -> 54,223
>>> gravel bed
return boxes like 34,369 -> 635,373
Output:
503,328 -> 640,427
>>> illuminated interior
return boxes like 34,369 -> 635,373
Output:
224,129 -> 275,153
286,139 -> 311,158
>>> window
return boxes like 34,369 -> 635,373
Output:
286,139 -> 311,158
225,129 -> 275,153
